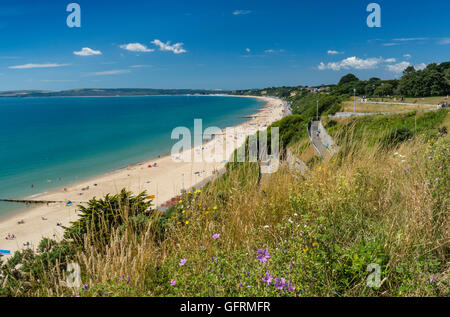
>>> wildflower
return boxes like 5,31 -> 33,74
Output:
213,205 -> 218,210
282,249 -> 288,253
262,271 -> 273,286
288,218 -> 293,224
127,276 -> 130,284
256,248 -> 271,263
312,242 -> 319,247
182,210 -> 185,214
179,258 -> 187,266
263,225 -> 270,229
287,281 -> 295,292
239,283 -> 243,287
246,271 -> 251,277
185,220 -> 190,225
435,177 -> 440,181
179,200 -> 183,204
120,274 -> 124,281
303,248 -> 309,253
205,211 -> 209,215
429,276 -> 438,283
170,279 -> 177,286
83,284 -> 88,291
103,291 -> 109,295
213,233 -> 220,240
211,257 -> 217,262
274,278 -> 286,290
439,166 -> 443,169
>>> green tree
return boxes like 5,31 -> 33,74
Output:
338,74 -> 359,86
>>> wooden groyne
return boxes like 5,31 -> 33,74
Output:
0,199 -> 87,205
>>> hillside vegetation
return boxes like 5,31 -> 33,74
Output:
1,69 -> 448,297
1,108 -> 447,296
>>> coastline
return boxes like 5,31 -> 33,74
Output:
0,95 -> 289,258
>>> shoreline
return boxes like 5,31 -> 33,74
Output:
0,95 -> 289,258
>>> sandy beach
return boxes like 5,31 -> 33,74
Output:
0,96 -> 289,258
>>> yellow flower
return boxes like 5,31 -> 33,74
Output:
182,210 -> 186,214
185,221 -> 190,225
177,222 -> 181,225
205,211 -> 210,215
312,242 -> 319,247
213,205 -> 218,210
303,248 -> 309,253
179,200 -> 183,204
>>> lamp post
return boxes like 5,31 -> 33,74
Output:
316,100 -> 319,120
353,88 -> 356,113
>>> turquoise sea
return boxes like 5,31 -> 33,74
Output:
0,96 -> 264,218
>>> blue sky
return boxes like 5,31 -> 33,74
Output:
0,0 -> 449,90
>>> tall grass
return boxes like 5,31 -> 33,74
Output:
1,113 -> 448,297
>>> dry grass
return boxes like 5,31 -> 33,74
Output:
52,129 -> 448,297
342,100 -> 435,113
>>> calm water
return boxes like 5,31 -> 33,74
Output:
0,96 -> 264,217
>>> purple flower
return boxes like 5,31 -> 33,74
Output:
83,284 -> 88,291
256,248 -> 271,263
211,257 -> 217,262
287,281 -> 295,292
429,276 -> 438,283
127,276 -> 130,284
120,274 -> 124,281
179,258 -> 187,266
262,271 -> 273,286
239,282 -> 243,287
282,249 -> 288,253
435,177 -> 440,181
439,166 -> 443,169
212,233 -> 220,240
170,279 -> 177,286
274,277 -> 286,290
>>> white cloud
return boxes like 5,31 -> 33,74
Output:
438,37 -> 450,45
386,61 -> 427,74
386,61 -> 411,74
392,37 -> 428,42
327,50 -> 342,55
318,56 -> 382,71
9,63 -> 70,69
415,63 -> 427,71
120,43 -> 154,52
233,10 -> 252,15
403,54 -> 412,59
384,58 -> 396,63
151,39 -> 187,54
88,69 -> 131,76
130,65 -> 152,68
73,47 -> 102,56
382,43 -> 400,47
245,48 -> 251,53
264,49 -> 285,54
